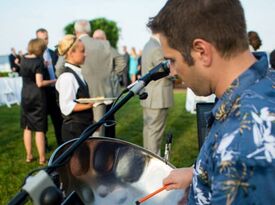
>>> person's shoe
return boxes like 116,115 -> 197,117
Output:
26,157 -> 34,163
39,160 -> 47,166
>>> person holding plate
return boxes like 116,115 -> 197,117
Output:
56,35 -> 94,142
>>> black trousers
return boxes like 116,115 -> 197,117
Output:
46,87 -> 63,145
62,121 -> 91,143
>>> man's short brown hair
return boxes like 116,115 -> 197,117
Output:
28,38 -> 46,57
147,0 -> 249,65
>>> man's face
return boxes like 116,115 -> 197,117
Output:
159,34 -> 193,87
123,46 -> 127,53
159,34 -> 210,96
36,31 -> 49,46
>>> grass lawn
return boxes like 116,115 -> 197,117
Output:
0,90 -> 199,204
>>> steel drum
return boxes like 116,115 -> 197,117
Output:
49,137 -> 184,205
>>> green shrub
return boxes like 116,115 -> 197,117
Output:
0,72 -> 10,77
64,18 -> 120,48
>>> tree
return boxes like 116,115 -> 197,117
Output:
64,18 -> 120,48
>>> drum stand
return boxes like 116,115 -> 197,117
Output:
164,132 -> 173,163
8,61 -> 170,205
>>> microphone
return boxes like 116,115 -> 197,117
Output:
127,60 -> 170,95
139,60 -> 170,86
127,60 -> 170,90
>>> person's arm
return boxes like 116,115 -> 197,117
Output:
163,167 -> 193,191
14,57 -> 20,66
73,102 -> 93,112
35,58 -> 56,87
210,130 -> 275,204
55,56 -> 66,78
35,73 -> 56,88
56,73 -> 93,115
112,48 -> 126,74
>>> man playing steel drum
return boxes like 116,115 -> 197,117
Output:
147,0 -> 275,204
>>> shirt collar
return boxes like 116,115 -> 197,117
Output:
78,34 -> 89,39
65,63 -> 82,74
151,35 -> 160,45
211,52 -> 268,121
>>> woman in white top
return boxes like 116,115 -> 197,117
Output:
56,35 -> 93,142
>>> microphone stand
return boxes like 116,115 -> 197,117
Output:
8,80 -> 147,205
8,61 -> 170,205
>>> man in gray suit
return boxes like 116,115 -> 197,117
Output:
93,29 -> 122,98
140,35 -> 174,155
56,20 -> 126,137
92,29 -> 124,137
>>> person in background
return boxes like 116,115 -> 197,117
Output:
129,47 -> 138,83
248,30 -> 268,62
148,0 -> 275,204
56,34 -> 94,142
140,35 -> 174,155
122,45 -> 130,87
14,50 -> 24,69
20,38 -> 56,165
92,29 -> 123,138
269,49 -> 275,69
55,20 -> 125,138
93,29 -> 122,97
92,29 -> 106,41
36,28 -> 63,146
248,31 -> 262,52
136,49 -> 142,79
9,47 -> 20,74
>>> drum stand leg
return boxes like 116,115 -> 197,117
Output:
164,132 -> 173,163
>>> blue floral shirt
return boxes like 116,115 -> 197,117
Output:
188,53 -> 275,205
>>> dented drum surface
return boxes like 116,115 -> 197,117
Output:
49,137 -> 184,205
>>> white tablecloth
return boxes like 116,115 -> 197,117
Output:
185,88 -> 216,114
0,77 -> 22,107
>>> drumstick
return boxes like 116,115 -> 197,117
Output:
135,184 -> 168,205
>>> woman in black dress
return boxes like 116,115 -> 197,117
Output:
20,38 -> 56,165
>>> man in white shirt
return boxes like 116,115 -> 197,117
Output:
36,28 -> 63,146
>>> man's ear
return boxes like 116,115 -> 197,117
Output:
192,39 -> 212,67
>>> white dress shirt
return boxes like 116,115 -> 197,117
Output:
56,63 -> 86,116
43,48 -> 56,80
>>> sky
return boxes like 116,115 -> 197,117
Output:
0,0 -> 275,55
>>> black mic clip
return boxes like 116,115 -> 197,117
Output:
139,92 -> 148,100
127,60 -> 170,95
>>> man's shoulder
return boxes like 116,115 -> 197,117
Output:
47,48 -> 55,54
240,72 -> 274,107
143,40 -> 161,57
9,54 -> 15,59
144,38 -> 160,49
82,36 -> 110,47
47,48 -> 57,57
